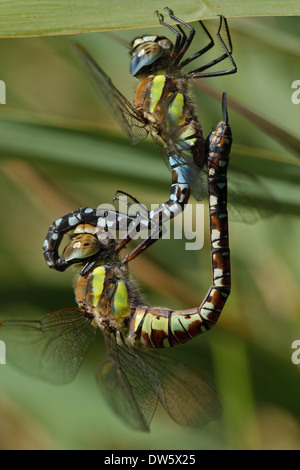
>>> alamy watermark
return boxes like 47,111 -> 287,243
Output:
291,80 -> 300,104
0,80 -> 6,104
96,197 -> 205,251
291,340 -> 300,365
0,340 -> 6,365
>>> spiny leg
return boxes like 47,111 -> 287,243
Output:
155,9 -> 182,58
121,225 -> 164,264
162,7 -> 189,51
180,20 -> 215,68
113,190 -> 149,218
163,7 -> 196,64
173,21 -> 187,49
114,192 -> 167,263
113,190 -> 158,256
186,16 -> 237,78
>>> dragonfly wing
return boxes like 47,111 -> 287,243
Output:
187,167 -> 208,201
138,350 -> 223,427
97,336 -> 160,432
75,43 -> 148,145
162,151 -> 276,222
0,308 -> 96,385
228,169 -> 277,223
152,134 -> 208,202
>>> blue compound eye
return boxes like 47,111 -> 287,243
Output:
130,42 -> 163,76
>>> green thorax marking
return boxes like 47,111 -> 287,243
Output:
90,266 -> 130,319
91,266 -> 106,307
112,281 -> 130,318
149,75 -> 166,113
169,92 -> 184,124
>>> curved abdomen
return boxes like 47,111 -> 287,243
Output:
128,115 -> 232,349
135,74 -> 205,210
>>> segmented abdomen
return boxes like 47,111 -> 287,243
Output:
128,116 -> 232,349
129,284 -> 229,348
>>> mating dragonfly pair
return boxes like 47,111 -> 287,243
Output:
0,9 -> 235,431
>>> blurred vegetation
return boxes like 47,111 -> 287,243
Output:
0,7 -> 299,450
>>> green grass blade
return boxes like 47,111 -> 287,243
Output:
1,0 -> 300,38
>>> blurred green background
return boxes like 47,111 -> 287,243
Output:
0,6 -> 299,450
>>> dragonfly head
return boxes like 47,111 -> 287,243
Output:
130,35 -> 173,76
60,224 -> 119,274
62,232 -> 101,264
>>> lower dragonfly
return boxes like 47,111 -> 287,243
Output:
0,96 -> 231,431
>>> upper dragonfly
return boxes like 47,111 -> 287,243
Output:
43,9 -> 236,270
72,7 -> 236,256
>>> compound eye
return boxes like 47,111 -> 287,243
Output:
130,42 -> 163,76
131,37 -> 144,49
62,234 -> 101,262
131,35 -> 158,51
158,39 -> 172,50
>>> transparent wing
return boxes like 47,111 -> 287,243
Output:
157,137 -> 276,222
168,152 -> 208,202
138,350 -> 223,427
151,134 -> 208,201
97,334 -> 222,430
227,169 -> 276,223
97,335 -> 160,432
0,308 -> 96,385
75,43 -> 148,145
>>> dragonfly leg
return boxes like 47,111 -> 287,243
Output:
185,16 -> 237,78
113,190 -> 149,218
163,7 -> 196,65
155,9 -> 182,58
113,187 -> 187,264
112,190 -> 152,254
179,20 -> 215,68
117,174 -> 191,262
121,226 -> 164,264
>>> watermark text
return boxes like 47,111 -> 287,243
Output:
0,80 -> 6,104
0,340 -> 6,365
291,340 -> 300,365
291,80 -> 300,104
96,197 -> 205,251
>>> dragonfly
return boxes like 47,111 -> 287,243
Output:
71,8 -> 236,254
43,9 -> 236,271
0,94 -> 231,431
42,97 -> 225,272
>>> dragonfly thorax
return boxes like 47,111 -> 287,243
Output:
131,35 -> 173,77
59,225 -> 142,323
